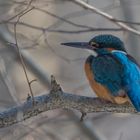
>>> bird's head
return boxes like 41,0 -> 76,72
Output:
61,34 -> 126,55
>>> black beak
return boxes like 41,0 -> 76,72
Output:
61,42 -> 90,49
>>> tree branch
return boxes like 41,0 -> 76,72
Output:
72,0 -> 140,36
0,76 -> 137,128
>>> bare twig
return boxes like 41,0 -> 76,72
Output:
112,19 -> 140,26
0,0 -> 34,24
72,0 -> 140,36
13,0 -> 35,105
8,21 -> 122,33
11,0 -> 140,27
80,112 -> 87,121
4,1 -> 140,35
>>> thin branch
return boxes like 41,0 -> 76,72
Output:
112,19 -> 140,26
3,1 -> 140,35
13,1 -> 35,104
8,21 -> 123,33
72,0 -> 140,36
45,28 -> 122,33
0,0 -> 34,24
0,76 -> 137,128
0,0 -> 140,30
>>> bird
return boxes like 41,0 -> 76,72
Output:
61,34 -> 140,112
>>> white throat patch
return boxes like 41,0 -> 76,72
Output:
86,49 -> 98,57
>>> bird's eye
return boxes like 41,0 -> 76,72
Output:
90,42 -> 99,48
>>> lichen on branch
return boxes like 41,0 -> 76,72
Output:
0,76 -> 138,128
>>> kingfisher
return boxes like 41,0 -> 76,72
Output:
61,34 -> 140,112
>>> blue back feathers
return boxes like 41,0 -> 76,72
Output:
113,52 -> 140,111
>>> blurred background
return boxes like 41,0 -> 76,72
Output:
0,0 -> 140,140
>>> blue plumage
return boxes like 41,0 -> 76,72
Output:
89,34 -> 126,52
113,52 -> 140,111
61,34 -> 140,111
92,51 -> 140,111
91,53 -> 123,96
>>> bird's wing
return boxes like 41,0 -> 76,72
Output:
112,52 -> 140,111
85,55 -> 128,104
91,54 -> 124,95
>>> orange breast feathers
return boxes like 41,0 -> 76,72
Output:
84,60 -> 129,104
